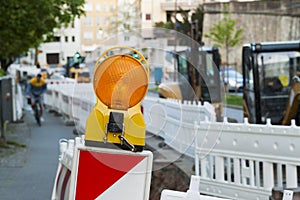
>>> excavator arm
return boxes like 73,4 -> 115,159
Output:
282,75 -> 300,125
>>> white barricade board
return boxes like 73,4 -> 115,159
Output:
160,190 -> 228,200
160,175 -> 228,200
69,146 -> 153,200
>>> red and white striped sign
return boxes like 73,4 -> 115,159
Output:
69,147 -> 153,200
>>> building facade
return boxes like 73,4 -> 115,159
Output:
36,0 -> 119,67
37,18 -> 81,67
36,0 -> 285,68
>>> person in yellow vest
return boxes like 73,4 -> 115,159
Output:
26,74 -> 47,122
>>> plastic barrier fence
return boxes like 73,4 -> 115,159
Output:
160,176 -> 227,200
44,81 -> 300,200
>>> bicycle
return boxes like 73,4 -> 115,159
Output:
31,95 -> 42,126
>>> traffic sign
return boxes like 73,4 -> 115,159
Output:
69,146 -> 153,200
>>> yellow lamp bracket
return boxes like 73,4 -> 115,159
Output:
85,46 -> 149,152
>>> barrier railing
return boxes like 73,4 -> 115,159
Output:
193,118 -> 300,199
42,80 -> 300,200
142,97 -> 216,158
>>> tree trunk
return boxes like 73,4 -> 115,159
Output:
225,43 -> 229,93
34,48 -> 38,65
1,59 -> 14,72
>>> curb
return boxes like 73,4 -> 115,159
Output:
224,104 -> 242,110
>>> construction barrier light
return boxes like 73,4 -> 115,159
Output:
85,46 -> 149,152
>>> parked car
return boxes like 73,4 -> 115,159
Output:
220,68 -> 243,92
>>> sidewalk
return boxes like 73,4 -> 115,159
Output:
0,113 -> 31,167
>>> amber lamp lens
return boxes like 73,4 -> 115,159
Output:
94,55 -> 148,110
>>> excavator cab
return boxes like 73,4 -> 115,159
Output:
242,41 -> 300,125
158,46 -> 222,119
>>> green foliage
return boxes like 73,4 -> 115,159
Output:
225,94 -> 243,107
154,5 -> 204,42
0,0 -> 85,69
7,140 -> 26,148
149,86 -> 159,93
204,14 -> 243,49
176,8 -> 191,35
155,21 -> 173,29
204,11 -> 243,69
190,5 -> 204,42
0,140 -> 26,152
0,68 -> 6,77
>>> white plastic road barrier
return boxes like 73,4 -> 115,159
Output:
51,138 -> 74,200
40,79 -> 300,200
142,97 -> 216,158
52,137 -> 153,200
52,163 -> 71,200
194,119 -> 300,200
71,83 -> 95,133
160,176 -> 226,200
44,78 -> 76,113
283,190 -> 293,200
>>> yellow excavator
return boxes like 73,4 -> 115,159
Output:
65,52 -> 91,83
242,40 -> 300,125
282,72 -> 300,125
69,67 -> 91,83
158,46 -> 223,120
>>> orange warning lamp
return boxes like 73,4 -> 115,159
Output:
85,46 -> 149,152
94,54 -> 148,110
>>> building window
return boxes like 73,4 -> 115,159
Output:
104,16 -> 109,26
72,36 -> 75,42
111,16 -> 116,24
146,14 -> 151,20
46,53 -> 59,64
84,16 -> 93,26
103,4 -> 108,12
83,31 -> 93,41
84,3 -> 93,11
65,36 -> 68,42
110,2 -> 116,11
103,32 -> 109,40
102,2 -> 111,12
54,36 -> 60,42
96,31 -> 102,40
95,3 -> 101,11
96,16 -> 101,26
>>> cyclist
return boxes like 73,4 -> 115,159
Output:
26,73 -> 47,122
